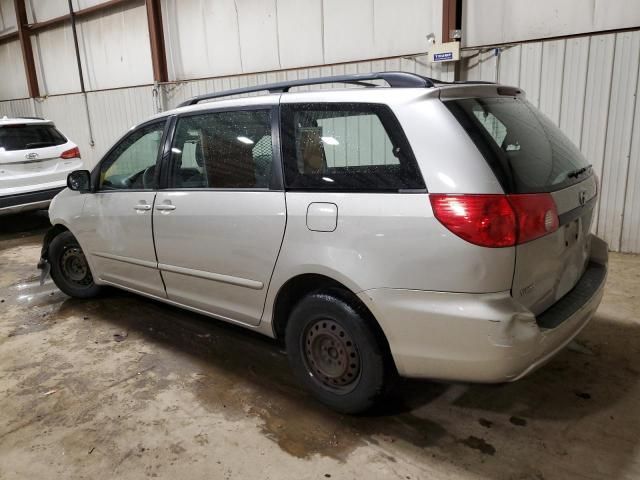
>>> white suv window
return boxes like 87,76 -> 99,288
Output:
0,123 -> 66,151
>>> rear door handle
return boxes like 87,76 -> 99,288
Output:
156,204 -> 176,211
134,203 -> 152,211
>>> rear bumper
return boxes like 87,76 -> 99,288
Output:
358,235 -> 609,383
0,186 -> 64,215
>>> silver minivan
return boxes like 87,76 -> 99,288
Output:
39,72 -> 608,413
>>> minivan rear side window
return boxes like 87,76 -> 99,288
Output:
0,124 -> 66,151
169,110 -> 274,189
281,103 -> 424,191
444,97 -> 592,193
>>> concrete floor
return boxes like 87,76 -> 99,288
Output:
1,212 -> 639,480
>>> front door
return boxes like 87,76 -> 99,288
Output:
153,107 -> 286,326
79,120 -> 167,297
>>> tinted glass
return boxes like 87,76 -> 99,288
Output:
99,122 -> 165,190
169,110 -> 273,189
445,97 -> 592,193
0,124 -> 66,151
281,103 -> 424,191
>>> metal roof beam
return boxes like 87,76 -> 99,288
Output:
27,0 -> 138,34
0,30 -> 19,45
145,0 -> 168,82
13,0 -> 39,97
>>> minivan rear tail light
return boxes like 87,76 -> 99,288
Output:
508,194 -> 559,244
60,147 -> 80,159
429,193 -> 558,248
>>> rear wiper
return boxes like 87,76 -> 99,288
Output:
567,164 -> 592,179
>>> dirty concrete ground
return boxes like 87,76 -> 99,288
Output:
0,211 -> 639,480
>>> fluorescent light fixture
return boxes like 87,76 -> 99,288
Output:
322,177 -> 334,183
171,148 -> 182,154
321,136 -> 339,146
237,136 -> 254,144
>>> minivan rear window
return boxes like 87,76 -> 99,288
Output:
281,103 -> 425,192
0,124 -> 67,151
444,97 -> 592,193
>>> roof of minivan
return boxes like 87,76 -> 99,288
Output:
150,82 -> 519,124
0,116 -> 53,126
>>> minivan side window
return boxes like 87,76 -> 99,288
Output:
168,110 -> 273,189
281,103 -> 424,191
98,122 -> 165,190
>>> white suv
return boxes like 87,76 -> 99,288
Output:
0,116 -> 82,215
38,72 -> 608,413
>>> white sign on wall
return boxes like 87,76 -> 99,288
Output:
428,41 -> 460,63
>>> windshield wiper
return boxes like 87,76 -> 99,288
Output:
567,164 -> 592,179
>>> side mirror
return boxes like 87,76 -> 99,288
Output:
67,170 -> 92,193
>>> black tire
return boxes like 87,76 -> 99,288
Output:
285,289 -> 391,414
49,231 -> 102,299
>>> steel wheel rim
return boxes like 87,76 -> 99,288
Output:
302,319 -> 361,392
60,246 -> 92,286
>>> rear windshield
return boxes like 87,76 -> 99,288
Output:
0,124 -> 67,151
444,97 -> 592,193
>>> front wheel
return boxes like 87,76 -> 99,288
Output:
285,290 -> 391,414
49,231 -> 102,298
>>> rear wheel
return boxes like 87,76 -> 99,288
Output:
285,290 -> 390,414
49,231 -> 102,298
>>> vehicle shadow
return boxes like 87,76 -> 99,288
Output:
52,289 -> 640,477
0,210 -> 50,245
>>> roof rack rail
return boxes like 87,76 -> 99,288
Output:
432,79 -> 497,85
178,71 -> 436,107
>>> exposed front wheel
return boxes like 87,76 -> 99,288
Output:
285,290 -> 391,414
49,231 -> 102,298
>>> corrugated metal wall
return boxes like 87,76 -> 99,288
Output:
3,0 -> 443,99
460,30 -> 640,253
160,0 -> 441,81
0,0 -> 27,99
0,98 -> 33,117
26,0 -> 153,95
0,40 -> 28,99
462,0 -> 640,47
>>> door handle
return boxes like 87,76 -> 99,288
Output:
156,204 -> 176,211
134,203 -> 152,211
